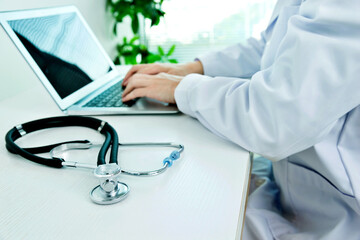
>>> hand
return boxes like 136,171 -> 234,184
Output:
122,72 -> 183,104
123,61 -> 203,86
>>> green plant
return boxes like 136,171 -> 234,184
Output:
147,45 -> 178,63
114,36 -> 178,65
114,36 -> 145,65
106,0 -> 178,65
106,0 -> 165,35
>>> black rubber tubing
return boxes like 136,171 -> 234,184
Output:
5,116 -> 119,168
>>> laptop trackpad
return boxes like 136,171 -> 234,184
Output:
135,98 -> 177,111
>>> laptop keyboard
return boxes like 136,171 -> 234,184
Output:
84,82 -> 136,108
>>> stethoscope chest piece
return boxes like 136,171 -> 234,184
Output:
90,163 -> 130,205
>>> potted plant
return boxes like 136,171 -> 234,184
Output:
106,0 -> 178,65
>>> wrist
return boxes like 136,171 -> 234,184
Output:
183,61 -> 204,75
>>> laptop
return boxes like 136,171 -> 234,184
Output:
0,6 -> 179,115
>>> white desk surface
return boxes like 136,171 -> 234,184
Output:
0,86 -> 251,240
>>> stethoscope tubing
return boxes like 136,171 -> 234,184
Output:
50,141 -> 184,176
5,116 -> 117,168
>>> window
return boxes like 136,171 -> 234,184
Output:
145,0 -> 276,63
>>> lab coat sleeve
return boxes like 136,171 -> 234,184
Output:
198,34 -> 267,78
175,0 -> 360,160
197,0 -> 287,78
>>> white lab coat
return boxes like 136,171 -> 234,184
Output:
174,0 -> 360,239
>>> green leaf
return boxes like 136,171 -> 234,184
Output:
131,13 -> 139,34
146,54 -> 161,63
168,59 -> 178,64
129,35 -> 140,44
167,44 -> 176,56
139,44 -> 148,51
158,46 -> 165,56
116,44 -> 123,52
157,9 -> 165,17
150,16 -> 160,26
113,23 -> 117,35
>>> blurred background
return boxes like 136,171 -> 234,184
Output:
145,0 -> 276,63
0,0 -> 275,100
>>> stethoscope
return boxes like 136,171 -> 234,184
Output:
5,116 -> 184,205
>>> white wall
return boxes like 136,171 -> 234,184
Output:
0,0 -> 130,100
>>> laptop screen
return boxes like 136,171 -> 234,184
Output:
8,12 -> 113,99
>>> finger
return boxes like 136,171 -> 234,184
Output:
122,88 -> 147,102
123,64 -> 167,86
122,74 -> 152,97
123,65 -> 144,83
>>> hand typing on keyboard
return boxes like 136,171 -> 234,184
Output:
122,72 -> 182,104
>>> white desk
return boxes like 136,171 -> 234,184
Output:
0,86 -> 251,240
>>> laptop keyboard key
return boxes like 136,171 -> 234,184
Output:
84,81 -> 139,108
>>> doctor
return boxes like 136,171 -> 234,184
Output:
122,0 -> 360,239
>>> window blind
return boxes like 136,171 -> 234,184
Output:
145,0 -> 276,63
